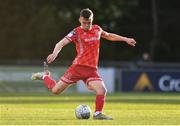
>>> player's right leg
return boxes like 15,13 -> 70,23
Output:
31,71 -> 69,94
51,80 -> 69,94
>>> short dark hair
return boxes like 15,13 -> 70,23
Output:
80,8 -> 93,19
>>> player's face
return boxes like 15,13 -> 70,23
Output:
79,17 -> 93,31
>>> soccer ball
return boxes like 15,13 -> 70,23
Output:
75,104 -> 91,119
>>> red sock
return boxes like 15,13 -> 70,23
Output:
95,95 -> 105,112
43,75 -> 56,89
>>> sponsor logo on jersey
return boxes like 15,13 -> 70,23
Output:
84,37 -> 99,42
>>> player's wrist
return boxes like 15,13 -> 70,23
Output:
52,52 -> 58,57
123,37 -> 129,42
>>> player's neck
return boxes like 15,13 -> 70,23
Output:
80,25 -> 93,31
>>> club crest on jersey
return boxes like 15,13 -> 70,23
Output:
67,30 -> 76,37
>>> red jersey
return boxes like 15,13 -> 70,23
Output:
65,25 -> 104,68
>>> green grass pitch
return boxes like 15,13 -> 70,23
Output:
0,92 -> 180,125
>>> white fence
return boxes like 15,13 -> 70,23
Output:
0,66 -> 115,93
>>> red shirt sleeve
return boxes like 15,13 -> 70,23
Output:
95,25 -> 107,38
65,29 -> 77,43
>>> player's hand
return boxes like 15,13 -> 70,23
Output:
46,53 -> 57,64
126,38 -> 136,47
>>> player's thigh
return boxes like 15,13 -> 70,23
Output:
88,80 -> 107,95
52,80 -> 70,94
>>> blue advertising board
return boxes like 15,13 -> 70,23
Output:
121,70 -> 180,92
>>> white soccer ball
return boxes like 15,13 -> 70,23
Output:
75,104 -> 91,119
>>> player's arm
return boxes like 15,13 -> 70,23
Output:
47,38 -> 71,64
101,31 -> 136,47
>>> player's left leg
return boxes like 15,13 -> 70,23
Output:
88,80 -> 113,120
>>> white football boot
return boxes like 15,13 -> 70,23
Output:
93,113 -> 113,120
31,62 -> 51,80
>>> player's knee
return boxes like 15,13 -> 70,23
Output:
96,87 -> 107,95
51,88 -> 60,94
103,87 -> 107,95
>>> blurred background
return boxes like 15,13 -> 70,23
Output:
0,0 -> 180,93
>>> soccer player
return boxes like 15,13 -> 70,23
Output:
31,8 -> 136,120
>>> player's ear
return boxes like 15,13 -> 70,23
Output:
91,18 -> 94,23
79,17 -> 81,23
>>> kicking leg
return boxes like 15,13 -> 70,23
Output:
31,72 -> 69,94
51,80 -> 69,94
